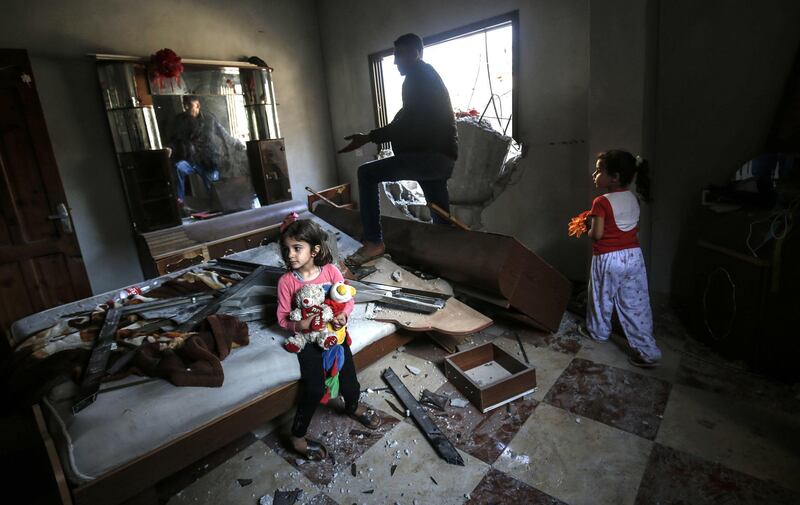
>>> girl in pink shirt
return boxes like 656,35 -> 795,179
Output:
277,216 -> 380,461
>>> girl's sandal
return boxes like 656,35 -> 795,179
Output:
349,408 -> 381,429
297,438 -> 328,461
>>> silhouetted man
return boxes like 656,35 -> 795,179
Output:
339,33 -> 458,262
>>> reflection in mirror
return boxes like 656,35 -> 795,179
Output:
151,65 -> 255,215
96,57 -> 285,232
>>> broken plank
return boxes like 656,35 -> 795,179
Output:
370,297 -> 492,336
72,307 -> 122,414
315,205 -> 570,332
360,256 -> 453,296
176,265 -> 276,332
382,367 -> 464,466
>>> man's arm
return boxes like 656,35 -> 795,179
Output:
339,66 -> 444,153
211,115 -> 245,149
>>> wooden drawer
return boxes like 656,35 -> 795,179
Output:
207,238 -> 248,259
155,246 -> 209,275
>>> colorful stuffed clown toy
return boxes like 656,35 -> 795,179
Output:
324,281 -> 357,346
319,281 -> 356,404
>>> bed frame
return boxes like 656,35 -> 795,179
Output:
34,330 -> 414,505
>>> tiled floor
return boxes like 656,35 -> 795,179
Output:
160,309 -> 800,505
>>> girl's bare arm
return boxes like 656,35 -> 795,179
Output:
587,215 -> 604,241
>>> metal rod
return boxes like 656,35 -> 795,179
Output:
515,332 -> 530,364
305,186 -> 343,209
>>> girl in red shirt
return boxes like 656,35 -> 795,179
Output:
580,150 -> 662,367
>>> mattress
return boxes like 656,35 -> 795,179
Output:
43,305 -> 395,483
21,212 -> 396,484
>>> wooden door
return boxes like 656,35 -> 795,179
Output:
0,49 -> 91,347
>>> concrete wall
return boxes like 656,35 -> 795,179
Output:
652,0 -> 800,298
317,0 -> 800,298
0,0 -> 337,293
316,0 -> 592,281
588,0 -> 658,267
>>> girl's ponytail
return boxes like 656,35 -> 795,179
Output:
635,156 -> 651,203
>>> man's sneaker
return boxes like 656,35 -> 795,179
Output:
628,354 -> 659,369
577,324 -> 608,344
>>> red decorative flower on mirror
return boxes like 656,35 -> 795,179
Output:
149,48 -> 184,90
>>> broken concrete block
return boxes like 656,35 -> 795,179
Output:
391,269 -> 402,282
449,118 -> 513,205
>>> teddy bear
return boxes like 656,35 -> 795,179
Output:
285,284 -> 335,353
323,281 -> 357,347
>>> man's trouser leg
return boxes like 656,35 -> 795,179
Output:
174,160 -> 196,200
357,152 -> 454,243
418,179 -> 450,225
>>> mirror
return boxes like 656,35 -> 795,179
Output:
96,57 -> 286,233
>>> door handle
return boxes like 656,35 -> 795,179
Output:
48,202 -> 74,234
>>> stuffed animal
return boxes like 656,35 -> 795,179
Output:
324,281 -> 357,346
285,284 -> 334,353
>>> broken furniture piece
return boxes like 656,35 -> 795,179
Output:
137,199 -> 306,277
72,265 -> 280,413
444,342 -> 537,413
367,298 -> 492,336
349,279 -> 447,314
419,388 -> 449,411
305,182 -> 354,211
355,256 -> 453,296
382,367 -> 464,466
73,291 -> 219,413
315,204 -> 570,332
356,257 -> 492,336
175,265 -> 280,332
72,307 -> 123,414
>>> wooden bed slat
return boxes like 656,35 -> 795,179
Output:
33,404 -> 74,505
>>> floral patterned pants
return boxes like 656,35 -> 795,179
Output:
587,247 -> 662,362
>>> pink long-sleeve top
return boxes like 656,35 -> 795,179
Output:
276,263 -> 354,331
